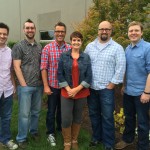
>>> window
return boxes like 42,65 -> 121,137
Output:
39,30 -> 54,41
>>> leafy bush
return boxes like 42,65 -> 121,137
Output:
75,0 -> 150,49
40,42 -> 49,48
7,41 -> 49,49
7,41 -> 17,48
143,28 -> 150,42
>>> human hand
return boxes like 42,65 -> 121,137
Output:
67,88 -> 79,98
140,93 -> 150,103
107,83 -> 115,90
44,86 -> 53,95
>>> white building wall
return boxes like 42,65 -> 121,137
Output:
0,0 -> 93,42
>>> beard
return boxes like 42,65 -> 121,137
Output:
100,34 -> 108,41
25,33 -> 35,40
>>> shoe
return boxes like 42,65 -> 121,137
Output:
115,140 -> 133,149
62,127 -> 71,150
31,133 -> 40,141
71,123 -> 81,150
6,140 -> 18,150
47,134 -> 56,146
89,140 -> 101,147
18,141 -> 28,149
0,142 -> 4,150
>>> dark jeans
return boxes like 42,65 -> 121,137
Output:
0,94 -> 13,144
87,88 -> 115,148
46,87 -> 61,135
123,93 -> 149,150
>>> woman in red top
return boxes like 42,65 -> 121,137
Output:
58,31 -> 92,150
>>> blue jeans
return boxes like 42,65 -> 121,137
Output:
0,94 -> 13,144
123,93 -> 149,150
16,86 -> 43,142
87,88 -> 115,148
46,87 -> 61,135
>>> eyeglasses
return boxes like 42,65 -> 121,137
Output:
98,28 -> 111,32
25,27 -> 35,30
55,30 -> 66,34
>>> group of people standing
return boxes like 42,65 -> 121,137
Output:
0,18 -> 149,150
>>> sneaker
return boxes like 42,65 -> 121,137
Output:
115,140 -> 133,149
6,140 -> 18,150
89,140 -> 101,147
18,141 -> 28,149
47,134 -> 56,146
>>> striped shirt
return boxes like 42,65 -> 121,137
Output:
0,46 -> 14,98
40,40 -> 71,88
85,38 -> 126,90
12,39 -> 43,86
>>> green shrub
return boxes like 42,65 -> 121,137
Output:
7,41 -> 17,48
40,42 -> 49,48
7,41 -> 50,49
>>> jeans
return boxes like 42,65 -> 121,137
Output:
16,86 -> 43,142
46,87 -> 61,135
61,96 -> 86,128
123,93 -> 149,150
0,94 -> 13,144
87,88 -> 115,148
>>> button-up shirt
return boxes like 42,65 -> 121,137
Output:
124,39 -> 150,96
85,38 -> 126,90
0,46 -> 14,98
12,39 -> 43,86
40,40 -> 71,88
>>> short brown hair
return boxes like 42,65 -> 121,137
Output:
54,21 -> 66,31
128,21 -> 143,31
0,22 -> 9,34
70,31 -> 83,41
23,19 -> 35,29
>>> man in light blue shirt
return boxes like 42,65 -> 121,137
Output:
115,21 -> 150,150
85,21 -> 126,150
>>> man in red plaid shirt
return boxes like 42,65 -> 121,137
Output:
40,22 -> 71,147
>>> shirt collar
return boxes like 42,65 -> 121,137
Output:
24,39 -> 37,46
0,45 -> 8,52
66,49 -> 84,58
129,39 -> 143,48
54,40 -> 67,48
95,37 -> 113,45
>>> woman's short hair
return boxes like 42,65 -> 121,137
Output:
70,31 -> 83,41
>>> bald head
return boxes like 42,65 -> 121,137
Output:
98,21 -> 112,43
99,21 -> 112,29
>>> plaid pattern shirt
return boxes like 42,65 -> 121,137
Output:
85,38 -> 126,90
41,40 -> 71,88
